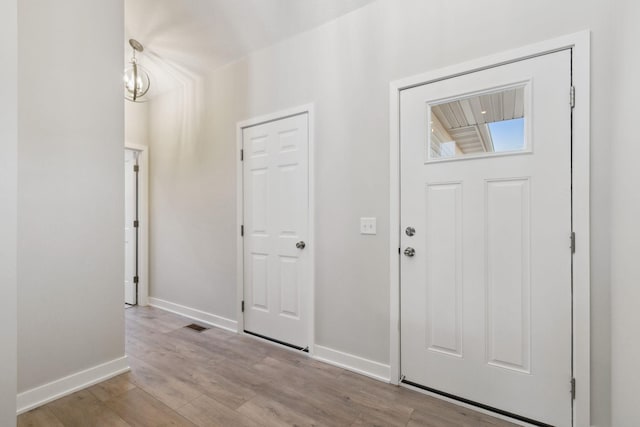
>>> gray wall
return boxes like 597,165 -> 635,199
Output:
17,0 -> 125,392
147,1 -> 625,425
0,0 -> 18,424
610,0 -> 640,425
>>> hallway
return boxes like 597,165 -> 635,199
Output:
18,307 -> 515,426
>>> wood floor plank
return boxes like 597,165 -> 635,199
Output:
88,373 -> 137,402
126,323 -> 221,365
207,356 -> 271,391
254,380 -> 359,426
126,334 -> 223,383
105,387 -> 196,427
409,404 -> 516,427
351,412 -> 403,427
335,369 -> 507,427
46,389 -> 130,427
237,395 -> 320,427
252,355 -> 341,389
177,394 -> 261,427
125,306 -> 189,333
17,407 -> 64,427
347,391 -> 414,427
126,354 -> 202,410
166,328 -> 270,368
188,368 -> 259,410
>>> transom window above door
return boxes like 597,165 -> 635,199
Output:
427,84 -> 530,161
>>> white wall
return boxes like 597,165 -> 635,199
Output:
148,1 -> 618,424
0,0 -> 18,424
17,0 -> 125,394
610,0 -> 640,425
125,101 -> 149,147
149,84 -> 237,319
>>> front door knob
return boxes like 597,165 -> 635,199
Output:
404,247 -> 415,257
296,241 -> 306,250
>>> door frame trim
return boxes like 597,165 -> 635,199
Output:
124,143 -> 149,307
388,31 -> 590,426
235,104 -> 315,354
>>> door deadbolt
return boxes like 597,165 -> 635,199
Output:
404,247 -> 415,257
296,241 -> 306,250
405,226 -> 416,236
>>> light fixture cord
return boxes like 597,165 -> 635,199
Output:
132,49 -> 138,101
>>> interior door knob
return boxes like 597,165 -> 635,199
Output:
404,247 -> 415,257
296,241 -> 306,250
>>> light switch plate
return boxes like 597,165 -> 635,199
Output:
360,217 -> 377,235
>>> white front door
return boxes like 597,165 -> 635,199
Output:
243,113 -> 309,349
124,149 -> 138,305
400,51 -> 572,426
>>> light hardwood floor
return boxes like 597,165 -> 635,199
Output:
18,306 -> 517,426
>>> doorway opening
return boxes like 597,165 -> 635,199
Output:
124,148 -> 139,307
124,144 -> 149,308
403,50 -> 570,426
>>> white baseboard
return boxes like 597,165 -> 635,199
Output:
313,345 -> 390,383
17,356 -> 129,415
149,297 -> 238,333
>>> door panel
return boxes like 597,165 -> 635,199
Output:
243,113 -> 309,348
486,178 -> 531,373
425,182 -> 462,357
400,51 -> 572,426
124,149 -> 137,305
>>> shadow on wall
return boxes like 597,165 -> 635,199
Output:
134,47 -> 249,321
143,49 -> 205,155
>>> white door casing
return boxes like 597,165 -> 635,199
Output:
400,51 -> 572,426
124,148 -> 138,305
242,113 -> 310,349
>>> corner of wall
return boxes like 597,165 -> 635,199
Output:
149,297 -> 238,333
0,0 -> 18,425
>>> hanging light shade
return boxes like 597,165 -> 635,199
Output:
124,39 -> 150,102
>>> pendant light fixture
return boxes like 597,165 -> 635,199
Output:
124,39 -> 150,102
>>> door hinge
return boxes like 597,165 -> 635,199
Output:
133,276 -> 139,284
133,164 -> 139,172
570,232 -> 576,253
570,86 -> 576,109
570,377 -> 576,400
133,220 -> 139,228
241,300 -> 245,313
241,225 -> 244,236
240,149 -> 244,161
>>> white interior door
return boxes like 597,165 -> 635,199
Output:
400,51 -> 572,426
124,149 -> 138,305
243,113 -> 309,349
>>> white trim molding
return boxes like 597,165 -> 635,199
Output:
389,31 -> 590,427
313,345 -> 390,383
149,297 -> 238,333
17,356 -> 129,415
235,104 -> 316,354
124,142 -> 149,307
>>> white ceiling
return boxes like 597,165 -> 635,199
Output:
125,0 -> 375,96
